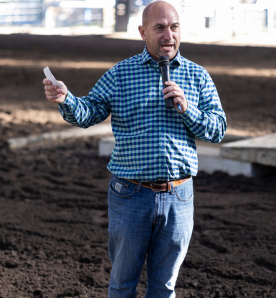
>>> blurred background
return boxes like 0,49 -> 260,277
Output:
1,0 -> 276,143
0,0 -> 276,45
0,1 -> 276,297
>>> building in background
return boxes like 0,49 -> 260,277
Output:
180,0 -> 276,37
0,0 -> 44,25
0,0 -> 115,30
44,0 -> 115,29
124,0 -> 276,36
0,0 -> 275,40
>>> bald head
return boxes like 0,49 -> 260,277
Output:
142,1 -> 179,27
138,0 -> 181,61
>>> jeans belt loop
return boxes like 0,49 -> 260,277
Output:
170,181 -> 174,193
136,181 -> 142,192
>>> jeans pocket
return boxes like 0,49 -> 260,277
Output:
109,176 -> 137,198
175,192 -> 194,203
174,179 -> 194,203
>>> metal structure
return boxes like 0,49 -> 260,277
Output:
0,0 -> 44,25
115,0 -> 130,31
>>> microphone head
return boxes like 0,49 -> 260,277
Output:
158,55 -> 169,66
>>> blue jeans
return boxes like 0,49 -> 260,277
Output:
107,175 -> 194,298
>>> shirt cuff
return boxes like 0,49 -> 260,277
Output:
58,90 -> 76,107
58,90 -> 77,117
179,102 -> 201,125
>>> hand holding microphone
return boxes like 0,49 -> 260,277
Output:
158,55 -> 187,113
158,55 -> 174,109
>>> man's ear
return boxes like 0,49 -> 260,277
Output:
138,25 -> 147,41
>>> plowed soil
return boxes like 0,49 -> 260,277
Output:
0,34 -> 276,298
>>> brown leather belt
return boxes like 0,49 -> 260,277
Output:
125,176 -> 191,192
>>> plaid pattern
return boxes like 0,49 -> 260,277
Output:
59,47 -> 227,181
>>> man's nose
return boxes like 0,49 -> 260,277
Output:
163,28 -> 173,41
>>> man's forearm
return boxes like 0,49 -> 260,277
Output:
180,102 -> 227,143
58,90 -> 110,128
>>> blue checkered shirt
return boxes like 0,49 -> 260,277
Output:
59,47 -> 227,181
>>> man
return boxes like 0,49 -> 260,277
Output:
43,1 -> 227,297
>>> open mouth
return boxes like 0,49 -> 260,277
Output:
161,44 -> 173,50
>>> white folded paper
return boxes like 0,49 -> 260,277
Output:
43,66 -> 63,88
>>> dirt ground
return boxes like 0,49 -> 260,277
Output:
0,34 -> 276,297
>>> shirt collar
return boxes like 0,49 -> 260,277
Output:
140,46 -> 181,68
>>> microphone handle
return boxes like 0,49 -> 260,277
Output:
160,65 -> 174,109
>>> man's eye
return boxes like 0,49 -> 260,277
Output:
156,27 -> 163,31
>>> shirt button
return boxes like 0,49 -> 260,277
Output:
160,145 -> 165,149
161,127 -> 164,131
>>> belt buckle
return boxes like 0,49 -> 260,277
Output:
150,182 -> 170,192
150,183 -> 159,192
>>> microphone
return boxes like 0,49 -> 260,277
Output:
158,55 -> 174,109
158,55 -> 182,112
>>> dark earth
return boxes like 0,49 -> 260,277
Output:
0,34 -> 276,297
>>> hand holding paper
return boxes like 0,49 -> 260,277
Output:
43,66 -> 64,88
43,67 -> 67,104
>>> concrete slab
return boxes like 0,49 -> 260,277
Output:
197,145 -> 275,177
98,136 -> 249,157
98,137 -> 275,177
6,122 -> 112,149
7,119 -> 275,177
98,136 -> 115,157
220,133 -> 276,167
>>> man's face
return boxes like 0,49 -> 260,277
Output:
139,4 -> 181,61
